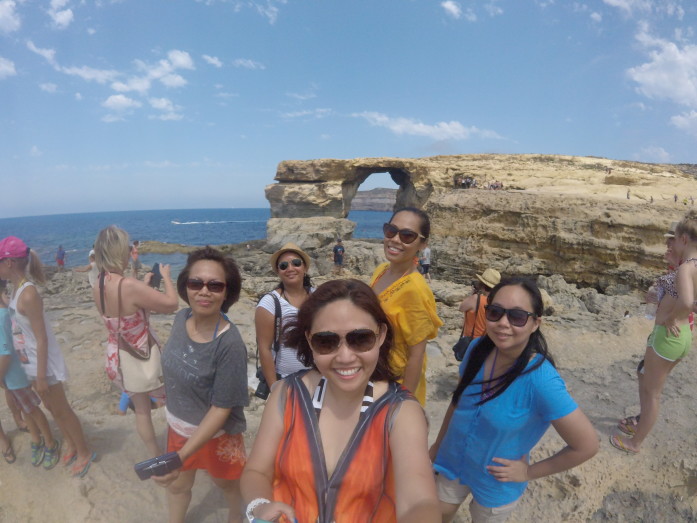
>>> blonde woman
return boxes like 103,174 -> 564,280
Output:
93,225 -> 178,457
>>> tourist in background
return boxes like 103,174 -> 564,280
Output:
0,236 -> 95,477
420,245 -> 432,283
254,243 -> 313,390
154,247 -> 248,523
430,278 -> 598,522
370,207 -> 442,405
241,279 -> 439,522
93,226 -> 178,457
55,245 -> 66,271
612,212 -> 697,453
459,268 -> 501,340
332,238 -> 345,275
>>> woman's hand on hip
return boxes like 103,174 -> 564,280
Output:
487,455 -> 529,482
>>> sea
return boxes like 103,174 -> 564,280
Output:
0,208 -> 391,272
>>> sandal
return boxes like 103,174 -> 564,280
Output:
71,451 -> 97,478
2,443 -> 16,464
61,449 -> 77,467
31,437 -> 45,467
617,415 -> 640,436
609,434 -> 639,455
43,440 -> 61,470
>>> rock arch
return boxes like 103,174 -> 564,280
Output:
265,158 -> 436,218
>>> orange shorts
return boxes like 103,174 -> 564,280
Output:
166,427 -> 246,480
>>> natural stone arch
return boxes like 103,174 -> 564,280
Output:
266,158 -> 436,219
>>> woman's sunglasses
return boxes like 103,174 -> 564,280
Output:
308,329 -> 379,355
186,278 -> 226,293
383,223 -> 425,245
278,258 -> 303,271
485,304 -> 536,327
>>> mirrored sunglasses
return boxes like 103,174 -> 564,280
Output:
308,329 -> 379,355
382,223 -> 425,245
278,258 -> 303,271
484,304 -> 536,327
186,278 -> 226,293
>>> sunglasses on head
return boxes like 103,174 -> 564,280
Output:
485,304 -> 536,327
186,278 -> 226,293
278,258 -> 303,271
382,223 -> 425,245
308,329 -> 380,355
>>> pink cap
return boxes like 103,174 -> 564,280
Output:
0,236 -> 29,260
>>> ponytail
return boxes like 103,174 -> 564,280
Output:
25,249 -> 46,285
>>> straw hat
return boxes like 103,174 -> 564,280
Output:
664,221 -> 678,238
270,242 -> 311,271
476,268 -> 501,289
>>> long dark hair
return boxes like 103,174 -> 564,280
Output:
283,279 -> 397,382
452,277 -> 554,406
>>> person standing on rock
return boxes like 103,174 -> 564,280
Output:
430,278 -> 598,522
459,268 -> 500,341
332,238 -> 345,275
612,213 -> 697,454
255,243 -> 313,390
55,245 -> 66,271
370,207 -> 442,406
420,245 -> 432,283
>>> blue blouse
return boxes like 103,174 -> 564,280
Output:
433,341 -> 577,508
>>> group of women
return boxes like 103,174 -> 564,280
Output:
2,207 -> 695,522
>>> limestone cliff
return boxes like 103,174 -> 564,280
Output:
265,154 -> 695,291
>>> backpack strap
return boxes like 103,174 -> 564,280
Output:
270,292 -> 282,356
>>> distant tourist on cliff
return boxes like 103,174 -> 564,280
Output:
55,245 -> 66,271
674,193 -> 678,203
332,238 -> 345,275
370,207 -> 442,405
130,240 -> 142,278
419,245 -> 432,283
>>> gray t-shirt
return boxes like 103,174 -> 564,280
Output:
162,309 -> 248,434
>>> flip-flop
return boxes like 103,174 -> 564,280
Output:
617,415 -> 640,436
71,451 -> 97,478
61,450 -> 77,467
609,434 -> 639,455
2,444 -> 16,464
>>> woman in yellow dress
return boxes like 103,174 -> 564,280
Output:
370,207 -> 442,405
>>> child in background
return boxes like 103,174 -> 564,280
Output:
0,278 -> 61,468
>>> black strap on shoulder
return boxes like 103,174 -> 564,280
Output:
98,272 -> 106,314
471,293 -> 481,338
270,292 -> 282,355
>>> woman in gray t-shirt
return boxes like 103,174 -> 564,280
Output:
154,247 -> 249,522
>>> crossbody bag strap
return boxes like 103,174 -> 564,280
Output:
271,292 -> 282,356
471,294 -> 481,338
99,272 -> 107,315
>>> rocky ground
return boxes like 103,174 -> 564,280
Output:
0,253 -> 695,522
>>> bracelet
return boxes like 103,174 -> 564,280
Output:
245,498 -> 271,522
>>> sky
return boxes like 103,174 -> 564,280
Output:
1,0 -> 696,218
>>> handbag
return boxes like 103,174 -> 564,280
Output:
115,278 -> 163,393
452,293 -> 480,362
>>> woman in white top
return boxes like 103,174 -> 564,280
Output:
255,243 -> 313,387
0,235 -> 95,477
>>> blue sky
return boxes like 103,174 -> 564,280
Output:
0,0 -> 695,218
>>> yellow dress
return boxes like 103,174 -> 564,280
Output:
370,262 -> 443,405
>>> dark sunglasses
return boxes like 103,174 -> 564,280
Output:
308,329 -> 379,355
186,278 -> 226,293
485,304 -> 536,327
383,223 -> 425,245
278,258 -> 303,271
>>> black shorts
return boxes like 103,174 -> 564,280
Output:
421,264 -> 430,274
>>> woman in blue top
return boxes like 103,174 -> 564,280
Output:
430,278 -> 598,522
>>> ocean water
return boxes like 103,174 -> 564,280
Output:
0,208 -> 391,270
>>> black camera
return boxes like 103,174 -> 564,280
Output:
255,368 -> 270,400
149,263 -> 162,289
134,451 -> 183,480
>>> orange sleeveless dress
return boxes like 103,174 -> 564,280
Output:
273,373 -> 413,523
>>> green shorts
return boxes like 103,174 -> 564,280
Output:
648,324 -> 692,362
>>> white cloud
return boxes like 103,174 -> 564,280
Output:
0,55 -> 16,79
101,114 -> 124,123
149,97 -> 175,111
28,40 -> 118,83
48,0 -> 74,29
484,1 -> 503,16
30,145 -> 42,157
202,54 -> 222,68
233,58 -> 266,70
111,77 -> 151,94
0,0 -> 21,34
167,50 -> 194,70
87,27 -> 96,35
27,41 -> 58,67
40,82 -> 58,93
102,94 -> 141,111
636,145 -> 671,162
287,91 -> 316,101
602,0 -> 651,15
441,1 -> 462,19
75,92 -> 82,100
160,73 -> 186,87
590,12 -> 602,22
353,112 -> 502,141
282,108 -> 332,119
149,112 -> 183,121
671,110 -> 697,136
215,91 -> 238,98
627,25 -> 697,108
